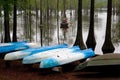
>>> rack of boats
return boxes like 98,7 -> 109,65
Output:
0,41 -> 119,71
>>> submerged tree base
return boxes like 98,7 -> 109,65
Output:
102,40 -> 115,53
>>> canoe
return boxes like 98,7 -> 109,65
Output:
40,48 -> 95,68
0,41 -> 27,47
0,41 -> 41,54
4,44 -> 68,60
74,53 -> 120,71
22,46 -> 80,64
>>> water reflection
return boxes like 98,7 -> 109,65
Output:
0,11 -> 120,54
54,11 -> 120,54
82,12 -> 120,54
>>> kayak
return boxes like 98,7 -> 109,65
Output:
4,44 -> 68,60
0,41 -> 27,47
0,41 -> 40,54
40,48 -> 95,68
22,46 -> 80,64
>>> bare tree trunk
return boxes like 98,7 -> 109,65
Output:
63,0 -> 66,18
86,0 -> 96,50
12,0 -> 17,42
46,0 -> 50,45
35,0 -> 38,42
74,0 -> 86,49
40,0 -> 43,46
0,6 -> 4,43
3,2 -> 11,42
29,0 -> 32,42
57,0 -> 60,44
102,0 -> 115,53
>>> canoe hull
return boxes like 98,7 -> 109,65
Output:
40,48 -> 95,68
22,46 -> 80,64
4,44 -> 68,60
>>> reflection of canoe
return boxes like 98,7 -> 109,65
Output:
40,48 -> 95,68
22,46 -> 80,64
0,41 -> 40,54
4,44 -> 68,60
74,53 -> 120,71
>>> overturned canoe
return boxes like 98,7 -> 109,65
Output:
39,48 -> 95,68
4,44 -> 68,60
74,53 -> 120,71
0,41 -> 40,54
22,46 -> 80,64
0,41 -> 27,47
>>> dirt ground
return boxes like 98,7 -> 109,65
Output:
0,60 -> 81,80
1,60 -> 120,80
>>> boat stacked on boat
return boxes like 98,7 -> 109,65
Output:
0,41 -> 96,69
4,43 -> 68,60
40,48 -> 95,68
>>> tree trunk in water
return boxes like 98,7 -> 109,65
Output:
86,0 -> 96,50
24,9 -> 28,41
35,0 -> 38,42
0,7 -> 4,43
102,0 -> 115,53
74,0 -> 86,50
57,0 -> 60,44
3,2 -> 11,42
46,0 -> 50,45
40,0 -> 43,46
63,0 -> 66,18
12,0 -> 17,42
29,0 -> 32,42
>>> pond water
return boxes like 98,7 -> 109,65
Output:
82,12 -> 120,54
65,11 -> 119,54
0,11 -> 120,54
50,11 -> 120,54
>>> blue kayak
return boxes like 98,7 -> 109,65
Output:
0,41 -> 40,54
4,44 -> 68,60
40,48 -> 95,68
22,46 -> 80,64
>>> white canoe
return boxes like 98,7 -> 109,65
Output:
40,48 -> 95,68
4,44 -> 68,60
22,46 -> 80,64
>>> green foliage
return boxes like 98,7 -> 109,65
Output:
95,0 -> 107,8
112,0 -> 120,44
0,0 -> 14,17
115,0 -> 120,15
82,0 -> 107,10
0,0 -> 109,13
112,20 -> 120,44
1,0 -> 13,9
82,0 -> 90,10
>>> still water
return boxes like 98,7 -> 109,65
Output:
55,11 -> 120,54
66,11 -> 119,54
82,12 -> 120,54
1,11 -> 119,54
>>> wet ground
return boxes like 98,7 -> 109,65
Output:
0,60 -> 120,80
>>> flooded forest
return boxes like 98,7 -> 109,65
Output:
0,0 -> 120,54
